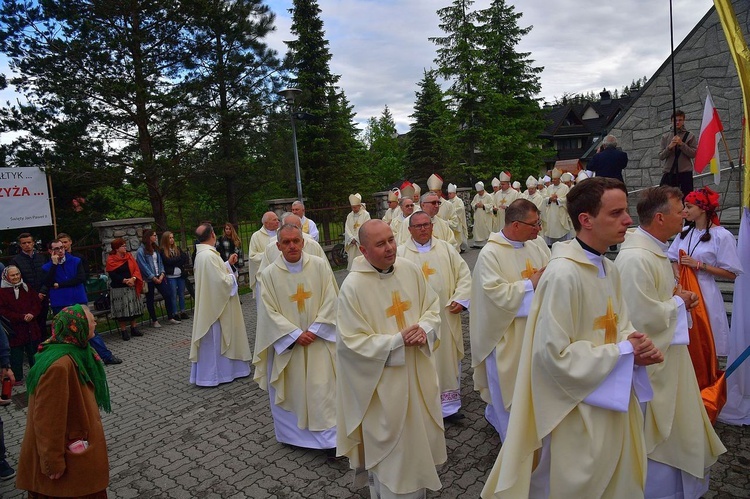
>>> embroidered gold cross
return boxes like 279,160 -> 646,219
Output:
500,197 -> 507,207
520,259 -> 537,279
421,261 -> 436,280
290,283 -> 312,313
386,291 -> 411,330
593,297 -> 618,344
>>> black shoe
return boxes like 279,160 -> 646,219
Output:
0,459 -> 15,481
104,356 -> 123,365
444,412 -> 466,423
121,329 -> 130,341
179,311 -> 189,320
130,327 -> 143,337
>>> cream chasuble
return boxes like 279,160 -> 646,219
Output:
397,214 -> 456,247
344,209 -> 371,270
448,196 -> 469,248
482,239 -> 647,499
520,190 -> 545,212
616,229 -> 725,480
397,237 -> 471,407
257,233 -> 338,293
542,183 -> 572,240
336,257 -> 446,495
471,192 -> 495,244
247,227 -> 274,289
436,195 -> 461,251
390,213 -> 405,241
492,188 -> 519,232
470,233 -> 550,419
382,207 -> 396,225
254,253 -> 338,432
190,244 -> 252,362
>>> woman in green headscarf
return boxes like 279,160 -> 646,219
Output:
16,304 -> 111,498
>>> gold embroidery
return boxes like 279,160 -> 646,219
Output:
593,297 -> 619,344
386,291 -> 411,331
290,283 -> 312,313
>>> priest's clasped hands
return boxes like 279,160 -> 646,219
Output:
627,332 -> 664,366
401,324 -> 427,346
295,331 -> 318,346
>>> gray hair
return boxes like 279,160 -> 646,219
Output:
421,192 -> 439,203
291,200 -> 304,209
602,135 -> 618,148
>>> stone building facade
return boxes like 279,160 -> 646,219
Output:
608,1 -> 747,218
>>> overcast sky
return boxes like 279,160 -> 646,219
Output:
265,0 -> 714,133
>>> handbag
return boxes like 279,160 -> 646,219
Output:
0,315 -> 15,337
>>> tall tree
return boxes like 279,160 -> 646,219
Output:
363,105 -> 406,188
283,0 -> 366,203
407,69 -> 456,183
186,0 -> 282,225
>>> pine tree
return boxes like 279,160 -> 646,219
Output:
283,0 -> 365,203
364,105 -> 406,188
407,69 -> 456,183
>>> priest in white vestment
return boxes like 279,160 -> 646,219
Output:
291,200 -> 319,242
616,186 -> 725,499
382,189 -> 401,225
397,211 -> 471,419
542,168 -> 572,245
470,199 -> 550,439
427,174 -> 461,252
482,178 -> 664,499
491,172 -> 519,233
397,192 -> 456,247
248,212 -> 279,297
344,193 -> 371,271
337,220 -> 446,498
447,183 -> 468,252
520,175 -> 545,212
471,182 -> 494,248
255,224 -> 338,449
190,223 -> 252,387
390,197 -> 414,242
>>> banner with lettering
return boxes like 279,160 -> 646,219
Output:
0,167 -> 52,229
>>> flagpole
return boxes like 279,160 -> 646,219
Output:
669,0 -> 677,136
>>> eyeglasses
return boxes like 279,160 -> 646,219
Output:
422,200 -> 441,205
516,219 -> 542,228
403,204 -> 414,208
410,223 -> 431,230
50,246 -> 65,252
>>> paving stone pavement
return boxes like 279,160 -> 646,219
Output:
1,246 -> 748,498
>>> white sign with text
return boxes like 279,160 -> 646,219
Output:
0,167 -> 52,229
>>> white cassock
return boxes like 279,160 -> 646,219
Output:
390,213 -> 406,241
471,192 -> 495,246
336,256 -> 446,497
448,196 -> 469,250
617,228 -> 726,499
470,232 -> 550,439
248,227 -> 275,291
382,207 -> 396,225
520,190 -> 545,212
542,183 -> 572,243
300,216 -> 319,242
481,239 -> 652,499
397,214 -> 456,247
436,195 -> 461,252
397,237 -> 471,417
344,209 -> 371,271
667,226 -> 742,356
254,253 -> 338,449
492,188 -> 519,232
189,244 -> 252,386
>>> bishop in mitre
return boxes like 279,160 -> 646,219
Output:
542,168 -> 573,245
397,191 -> 455,247
447,183 -> 469,252
344,193 -> 371,271
382,188 -> 401,225
520,175 -> 545,212
427,173 -> 461,252
471,181 -> 494,248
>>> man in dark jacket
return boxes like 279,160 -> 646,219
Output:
587,135 -> 628,185
0,319 -> 16,479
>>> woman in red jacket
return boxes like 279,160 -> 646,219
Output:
0,265 -> 42,385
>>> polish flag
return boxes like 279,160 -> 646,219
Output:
694,89 -> 723,184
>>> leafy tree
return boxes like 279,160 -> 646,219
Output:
406,69 -> 456,183
283,0 -> 365,203
363,105 -> 406,189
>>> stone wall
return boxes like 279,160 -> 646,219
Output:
609,1 -> 747,221
91,217 -> 155,268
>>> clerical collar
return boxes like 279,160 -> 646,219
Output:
266,229 -> 276,238
576,237 -> 601,256
577,238 -> 606,278
368,261 -> 394,276
637,227 -> 670,254
413,239 -> 431,253
282,255 -> 303,274
499,231 -> 524,249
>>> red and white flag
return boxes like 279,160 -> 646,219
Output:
694,89 -> 723,184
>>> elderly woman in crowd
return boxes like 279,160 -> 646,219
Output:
106,238 -> 145,341
16,304 -> 111,498
0,265 -> 42,385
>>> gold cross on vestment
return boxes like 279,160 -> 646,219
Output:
290,283 -> 312,313
500,198 -> 507,207
593,297 -> 619,344
386,291 -> 411,331
421,261 -> 437,280
520,259 -> 537,279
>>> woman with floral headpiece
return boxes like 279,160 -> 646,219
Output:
16,304 -> 111,497
668,187 -> 742,419
0,265 -> 42,386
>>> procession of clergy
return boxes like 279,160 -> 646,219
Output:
189,171 -> 729,498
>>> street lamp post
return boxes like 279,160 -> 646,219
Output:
277,88 -> 304,202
